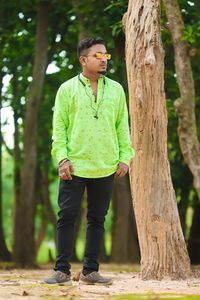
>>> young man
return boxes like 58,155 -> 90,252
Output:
44,37 -> 135,285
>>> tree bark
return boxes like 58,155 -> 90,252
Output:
163,0 -> 200,200
13,1 -> 50,266
124,0 -> 190,279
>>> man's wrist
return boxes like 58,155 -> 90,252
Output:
119,161 -> 129,167
58,158 -> 69,167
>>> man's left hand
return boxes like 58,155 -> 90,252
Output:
115,162 -> 129,178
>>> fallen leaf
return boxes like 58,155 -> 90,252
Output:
22,290 -> 29,296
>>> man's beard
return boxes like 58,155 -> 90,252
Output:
98,70 -> 107,75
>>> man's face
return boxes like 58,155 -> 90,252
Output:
80,44 -> 108,75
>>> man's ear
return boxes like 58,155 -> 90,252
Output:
79,56 -> 86,66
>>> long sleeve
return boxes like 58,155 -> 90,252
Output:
116,87 -> 135,165
51,85 -> 69,164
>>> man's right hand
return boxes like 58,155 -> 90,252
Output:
58,160 -> 74,180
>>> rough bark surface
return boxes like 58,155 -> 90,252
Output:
163,0 -> 200,200
124,0 -> 190,279
13,1 -> 50,266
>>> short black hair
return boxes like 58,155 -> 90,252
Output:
77,37 -> 105,57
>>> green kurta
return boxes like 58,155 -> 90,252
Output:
52,73 -> 135,178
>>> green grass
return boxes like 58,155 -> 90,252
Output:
113,295 -> 200,300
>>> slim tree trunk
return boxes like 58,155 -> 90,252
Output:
41,167 -> 57,242
178,189 -> 190,237
123,0 -> 190,279
163,0 -> 200,264
111,175 -> 140,263
188,201 -> 200,264
163,0 -> 200,200
73,0 -> 88,40
12,72 -> 22,260
13,1 -> 50,266
35,212 -> 48,253
114,34 -> 127,89
0,71 -> 11,261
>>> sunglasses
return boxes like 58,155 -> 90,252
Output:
86,52 -> 111,60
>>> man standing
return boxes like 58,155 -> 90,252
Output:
45,37 -> 135,285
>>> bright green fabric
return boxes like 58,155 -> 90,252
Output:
51,73 -> 135,178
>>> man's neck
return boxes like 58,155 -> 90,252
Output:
82,70 -> 101,83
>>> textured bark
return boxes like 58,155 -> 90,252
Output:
163,0 -> 200,200
111,175 -> 140,263
124,0 -> 190,279
13,2 -> 50,266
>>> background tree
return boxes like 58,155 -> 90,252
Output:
13,1 -> 50,266
163,0 -> 200,263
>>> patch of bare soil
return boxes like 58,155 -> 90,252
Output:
0,264 -> 200,300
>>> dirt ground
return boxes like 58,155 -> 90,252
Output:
0,264 -> 200,300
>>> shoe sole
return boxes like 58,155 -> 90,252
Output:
43,280 -> 72,286
80,280 -> 112,286
58,280 -> 73,286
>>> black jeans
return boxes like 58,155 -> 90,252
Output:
54,173 -> 115,274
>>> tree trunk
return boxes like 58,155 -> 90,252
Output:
178,189 -> 190,237
123,0 -> 190,279
12,72 -> 22,262
35,212 -> 48,253
99,236 -> 109,262
41,167 -> 57,242
163,0 -> 200,200
111,175 -> 140,263
0,71 -> 11,261
113,32 -> 140,263
13,1 -> 50,266
35,165 -> 56,254
73,0 -> 88,40
114,34 -> 127,89
188,201 -> 200,264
